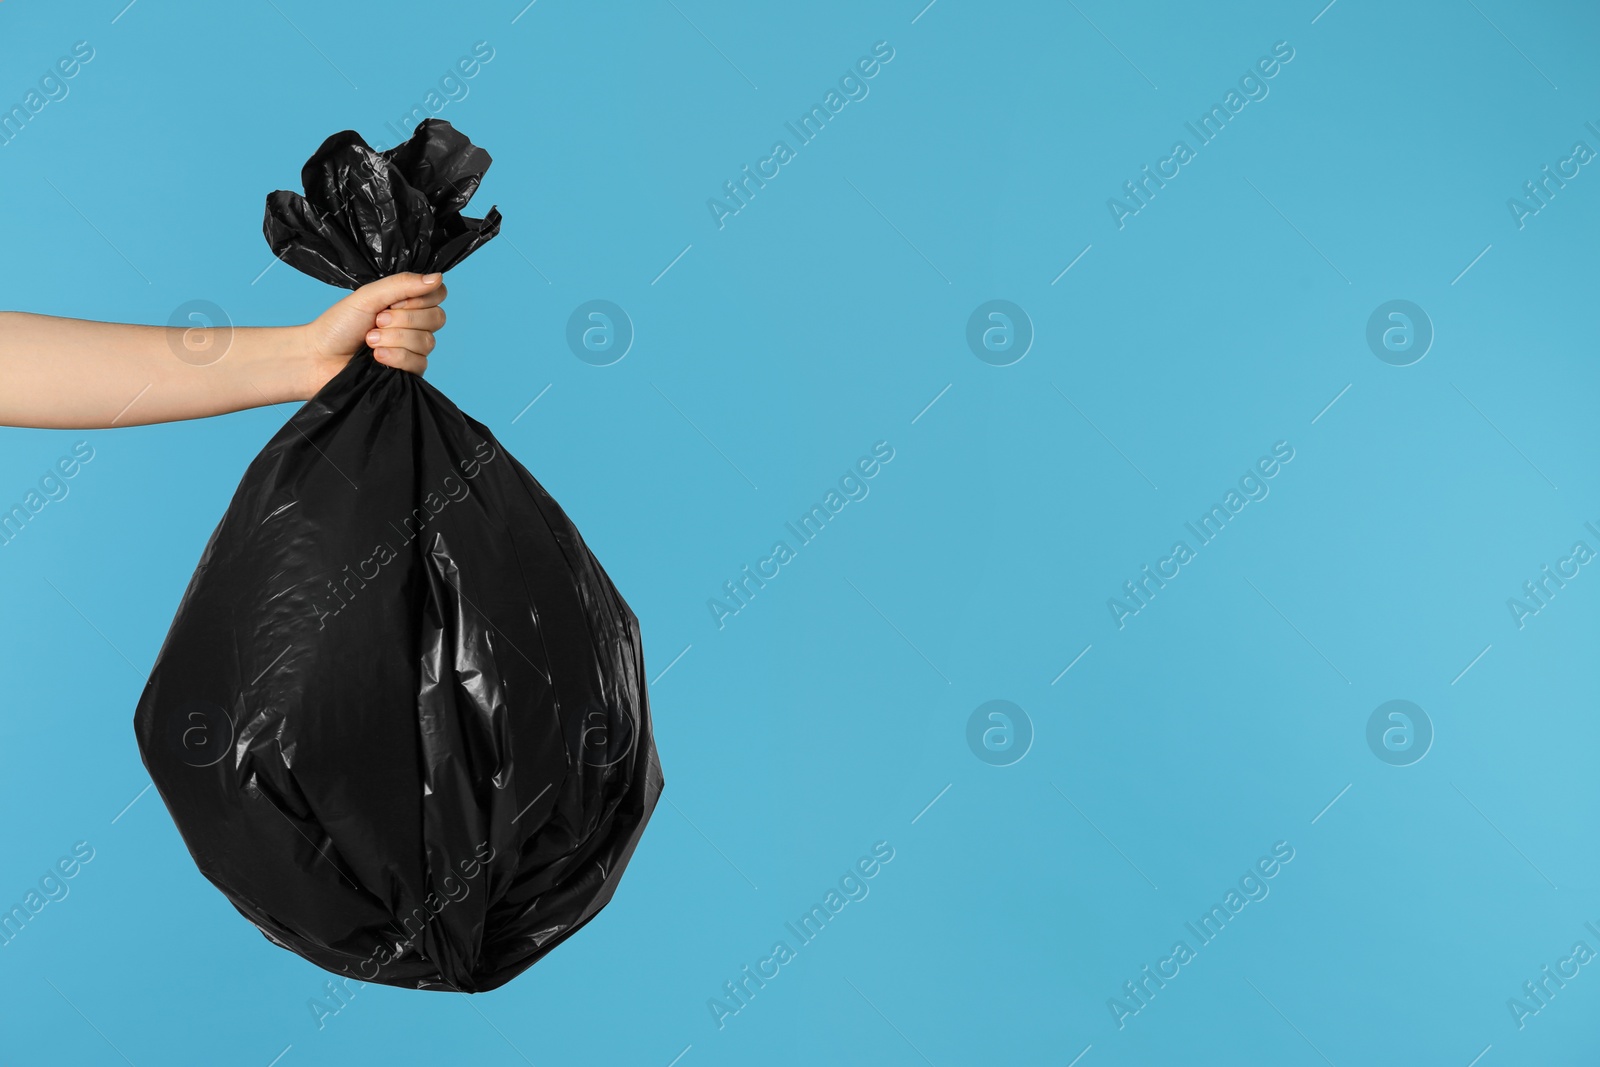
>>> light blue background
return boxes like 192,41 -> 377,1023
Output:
1,1 -> 1597,1064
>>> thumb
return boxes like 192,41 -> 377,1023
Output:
345,272 -> 442,314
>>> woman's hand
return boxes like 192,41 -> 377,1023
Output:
0,271 -> 456,429
298,272 -> 449,396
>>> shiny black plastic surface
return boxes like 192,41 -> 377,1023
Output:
134,120 -> 661,992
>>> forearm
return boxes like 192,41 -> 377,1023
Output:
0,312 -> 315,429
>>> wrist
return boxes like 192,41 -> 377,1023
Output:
283,323 -> 322,402
232,324 -> 320,406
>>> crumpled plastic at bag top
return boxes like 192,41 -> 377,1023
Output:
264,118 -> 504,288
134,119 -> 661,993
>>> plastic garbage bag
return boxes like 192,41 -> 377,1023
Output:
133,119 -> 662,992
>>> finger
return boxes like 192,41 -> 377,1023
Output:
373,306 -> 445,332
388,282 -> 448,311
373,348 -> 429,376
365,328 -> 436,355
347,273 -> 443,315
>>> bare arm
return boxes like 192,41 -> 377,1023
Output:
0,273 -> 448,429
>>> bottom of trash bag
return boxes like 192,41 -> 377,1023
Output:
244,873 -> 617,993
239,755 -> 664,993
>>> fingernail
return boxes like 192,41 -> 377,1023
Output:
375,312 -> 392,326
367,330 -> 381,344
423,273 -> 441,284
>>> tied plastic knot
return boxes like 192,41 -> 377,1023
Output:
264,118 -> 503,290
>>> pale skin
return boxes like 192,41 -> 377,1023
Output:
0,273 -> 449,430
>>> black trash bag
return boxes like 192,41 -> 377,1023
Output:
133,119 -> 662,993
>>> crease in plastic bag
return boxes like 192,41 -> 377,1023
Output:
134,119 -> 662,992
